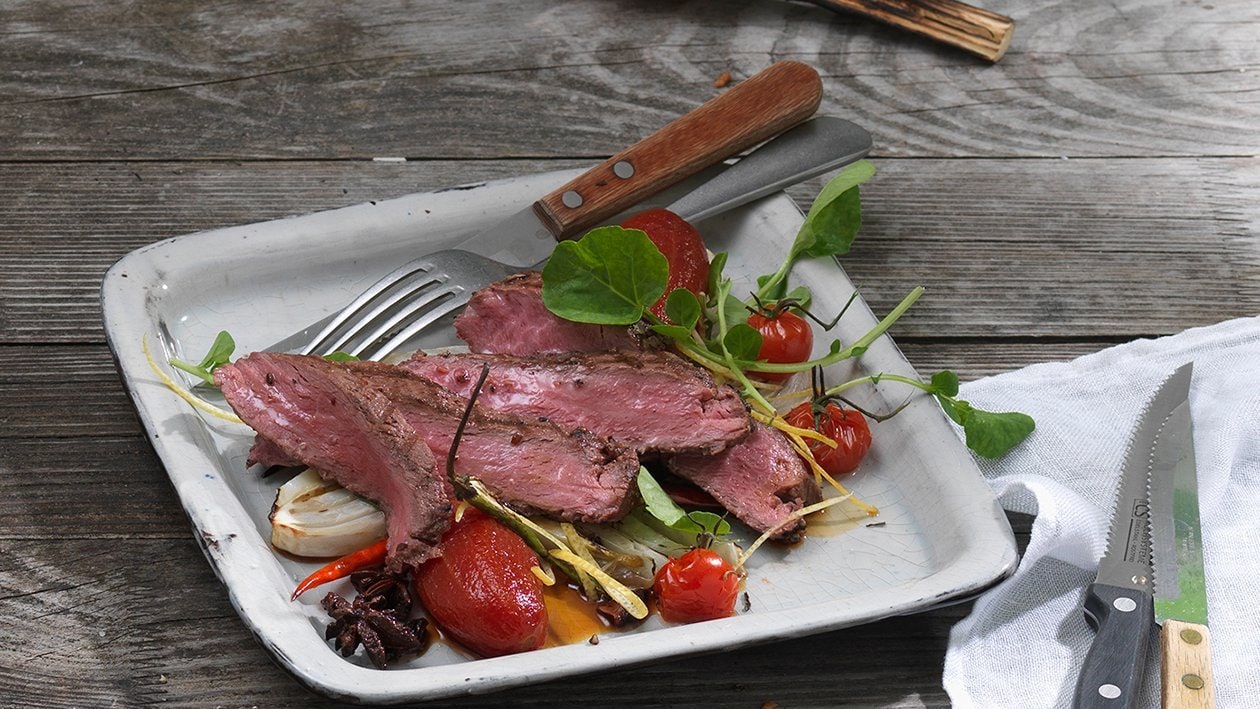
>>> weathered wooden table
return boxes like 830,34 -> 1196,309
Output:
2,1 -> 1256,706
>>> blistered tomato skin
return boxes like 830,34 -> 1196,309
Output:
412,509 -> 547,657
620,208 -> 710,321
747,309 -> 814,383
786,402 -> 872,476
653,548 -> 740,624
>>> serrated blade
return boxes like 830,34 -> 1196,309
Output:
1094,368 -> 1193,592
1146,363 -> 1207,626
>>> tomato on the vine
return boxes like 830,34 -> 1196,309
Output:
620,208 -> 709,321
746,307 -> 813,382
785,401 -> 872,476
652,548 -> 740,624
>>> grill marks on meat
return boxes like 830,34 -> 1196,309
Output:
215,353 -> 452,572
400,351 -> 751,456
666,422 -> 822,542
454,272 -> 644,355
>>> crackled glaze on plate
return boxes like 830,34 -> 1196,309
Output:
101,169 -> 1016,704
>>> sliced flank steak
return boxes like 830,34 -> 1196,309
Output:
215,352 -> 452,572
454,271 -> 646,355
229,353 -> 639,525
666,422 -> 822,542
400,350 -> 751,456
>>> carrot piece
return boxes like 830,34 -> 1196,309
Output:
291,539 -> 388,600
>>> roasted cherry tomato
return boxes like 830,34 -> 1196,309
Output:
653,548 -> 740,624
412,509 -> 547,657
785,401 -> 872,476
746,307 -> 813,382
620,208 -> 709,321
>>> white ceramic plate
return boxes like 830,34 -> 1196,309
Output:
101,169 -> 1017,704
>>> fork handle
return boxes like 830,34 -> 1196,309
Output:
532,61 -> 822,238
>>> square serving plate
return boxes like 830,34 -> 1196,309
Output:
101,168 -> 1017,704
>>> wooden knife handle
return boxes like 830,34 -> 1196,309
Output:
1161,620 -> 1217,708
805,0 -> 1014,62
533,61 -> 822,239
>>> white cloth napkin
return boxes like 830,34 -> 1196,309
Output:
942,315 -> 1260,709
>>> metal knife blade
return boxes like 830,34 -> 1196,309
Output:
1073,367 -> 1195,709
1146,363 -> 1217,707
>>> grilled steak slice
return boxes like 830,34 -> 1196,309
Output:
454,272 -> 644,355
666,422 -> 822,542
401,350 -> 751,456
215,353 -> 452,572
339,359 -> 640,523
247,436 -> 301,469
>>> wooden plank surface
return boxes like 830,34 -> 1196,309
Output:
2,0 -> 1257,705
2,1 -> 1258,160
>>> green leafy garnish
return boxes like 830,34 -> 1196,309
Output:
170,330 -> 235,385
756,160 -> 875,302
541,226 -> 668,325
637,468 -> 730,537
323,351 -> 360,362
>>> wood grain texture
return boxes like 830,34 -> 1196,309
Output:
1161,619 -> 1217,708
807,0 -> 1014,61
1,158 -> 1255,344
2,0 -> 1256,704
1,0 -> 1258,160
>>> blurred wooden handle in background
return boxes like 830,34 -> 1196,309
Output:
803,0 -> 1015,62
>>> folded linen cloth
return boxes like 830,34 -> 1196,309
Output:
942,315 -> 1260,709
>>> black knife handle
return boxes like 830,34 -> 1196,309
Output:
1073,583 -> 1154,709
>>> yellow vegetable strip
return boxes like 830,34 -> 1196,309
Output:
530,564 -> 557,586
752,409 -> 836,448
781,431 -> 878,516
143,335 -> 244,424
734,496 -> 854,570
549,549 -> 648,620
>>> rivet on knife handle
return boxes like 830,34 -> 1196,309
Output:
1073,583 -> 1153,709
532,61 -> 823,238
1160,619 -> 1216,708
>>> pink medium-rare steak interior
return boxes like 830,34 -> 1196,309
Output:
400,350 -> 751,456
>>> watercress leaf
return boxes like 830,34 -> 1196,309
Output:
791,160 -> 875,261
685,511 -> 731,536
664,288 -> 701,330
961,407 -> 1036,459
723,323 -> 763,361
649,324 -> 694,341
784,285 -> 813,311
196,330 -> 236,370
936,395 -> 968,426
636,468 -> 691,529
541,226 -> 668,325
706,252 -> 729,306
929,370 -> 960,397
323,351 -> 359,362
721,291 -> 749,333
169,358 -> 215,385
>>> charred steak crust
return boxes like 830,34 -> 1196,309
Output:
214,353 -> 452,571
454,271 -> 644,355
338,359 -> 641,523
666,422 -> 822,542
400,350 -> 752,456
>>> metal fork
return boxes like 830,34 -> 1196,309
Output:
277,116 -> 872,361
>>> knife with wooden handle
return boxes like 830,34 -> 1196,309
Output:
1146,363 -> 1217,708
1073,366 -> 1193,709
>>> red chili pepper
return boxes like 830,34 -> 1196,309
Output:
290,539 -> 388,600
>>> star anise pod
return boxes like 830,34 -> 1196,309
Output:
321,569 -> 429,669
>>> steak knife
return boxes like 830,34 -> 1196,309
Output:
1146,363 -> 1216,708
1073,366 -> 1193,708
